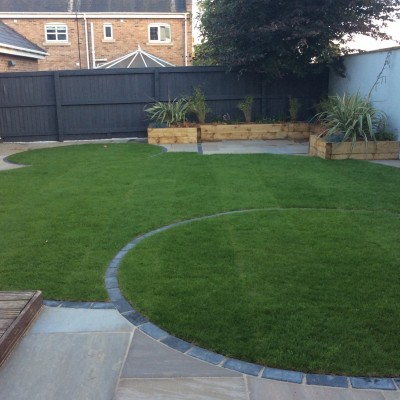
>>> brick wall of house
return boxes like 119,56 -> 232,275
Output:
0,54 -> 39,72
89,16 -> 193,67
1,13 -> 192,71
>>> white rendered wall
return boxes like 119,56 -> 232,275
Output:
329,47 -> 400,137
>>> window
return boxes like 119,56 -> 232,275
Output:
45,24 -> 68,42
148,24 -> 171,43
103,24 -> 113,40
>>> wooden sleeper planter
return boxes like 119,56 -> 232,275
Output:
200,123 -> 315,141
147,127 -> 198,145
309,135 -> 400,160
147,123 -> 323,144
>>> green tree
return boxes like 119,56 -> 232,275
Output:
195,0 -> 399,78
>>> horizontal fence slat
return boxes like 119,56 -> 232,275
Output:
63,126 -> 147,135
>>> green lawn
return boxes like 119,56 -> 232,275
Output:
120,209 -> 400,376
1,143 -> 399,375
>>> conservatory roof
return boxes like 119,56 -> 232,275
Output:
96,47 -> 175,69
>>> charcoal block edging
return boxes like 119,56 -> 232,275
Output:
186,346 -> 226,365
263,367 -> 304,384
138,322 -> 169,340
350,377 -> 396,391
161,335 -> 193,353
306,373 -> 349,388
45,209 -> 400,391
223,359 -> 263,377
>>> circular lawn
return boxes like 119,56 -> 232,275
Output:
119,209 -> 400,376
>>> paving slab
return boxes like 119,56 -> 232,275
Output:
371,160 -> 400,168
200,140 -> 309,155
160,143 -> 198,152
121,329 -> 240,378
115,377 -> 247,400
30,306 -> 134,333
247,377 -> 388,400
382,392 -> 400,400
247,376 -> 310,400
0,331 -> 132,400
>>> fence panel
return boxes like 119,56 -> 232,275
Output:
0,67 -> 328,142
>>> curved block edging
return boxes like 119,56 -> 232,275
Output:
103,208 -> 399,391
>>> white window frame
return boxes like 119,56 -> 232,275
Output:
45,24 -> 68,43
103,24 -> 113,40
148,24 -> 171,43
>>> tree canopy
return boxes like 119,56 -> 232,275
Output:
195,0 -> 400,77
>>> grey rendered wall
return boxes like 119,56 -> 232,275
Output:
329,47 -> 400,138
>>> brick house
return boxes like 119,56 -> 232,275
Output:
0,21 -> 47,72
0,0 -> 193,72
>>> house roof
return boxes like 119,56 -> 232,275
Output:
0,21 -> 47,58
0,0 -> 187,13
97,46 -> 175,69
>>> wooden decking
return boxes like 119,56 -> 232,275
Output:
0,291 -> 43,366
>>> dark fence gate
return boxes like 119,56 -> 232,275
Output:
0,66 -> 328,142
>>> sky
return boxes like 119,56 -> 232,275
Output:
350,20 -> 400,51
192,1 -> 400,51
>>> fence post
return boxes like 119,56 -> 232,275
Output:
261,75 -> 267,117
53,72 -> 64,142
154,70 -> 160,101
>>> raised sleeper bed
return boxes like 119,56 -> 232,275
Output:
309,135 -> 400,160
147,123 -> 322,144
200,123 -> 318,141
147,127 -> 198,145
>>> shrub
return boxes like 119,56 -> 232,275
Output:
374,119 -> 397,141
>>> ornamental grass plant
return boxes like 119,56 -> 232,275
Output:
316,93 -> 388,147
145,97 -> 190,127
188,87 -> 210,124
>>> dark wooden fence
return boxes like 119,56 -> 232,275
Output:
0,66 -> 328,142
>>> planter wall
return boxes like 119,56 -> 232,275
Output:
147,124 -> 324,145
309,135 -> 400,160
148,127 -> 198,145
200,123 -> 319,141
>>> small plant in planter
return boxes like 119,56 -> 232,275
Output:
238,96 -> 253,123
188,87 -> 210,124
144,97 -> 190,127
288,96 -> 301,122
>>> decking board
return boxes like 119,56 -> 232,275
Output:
0,291 -> 42,366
